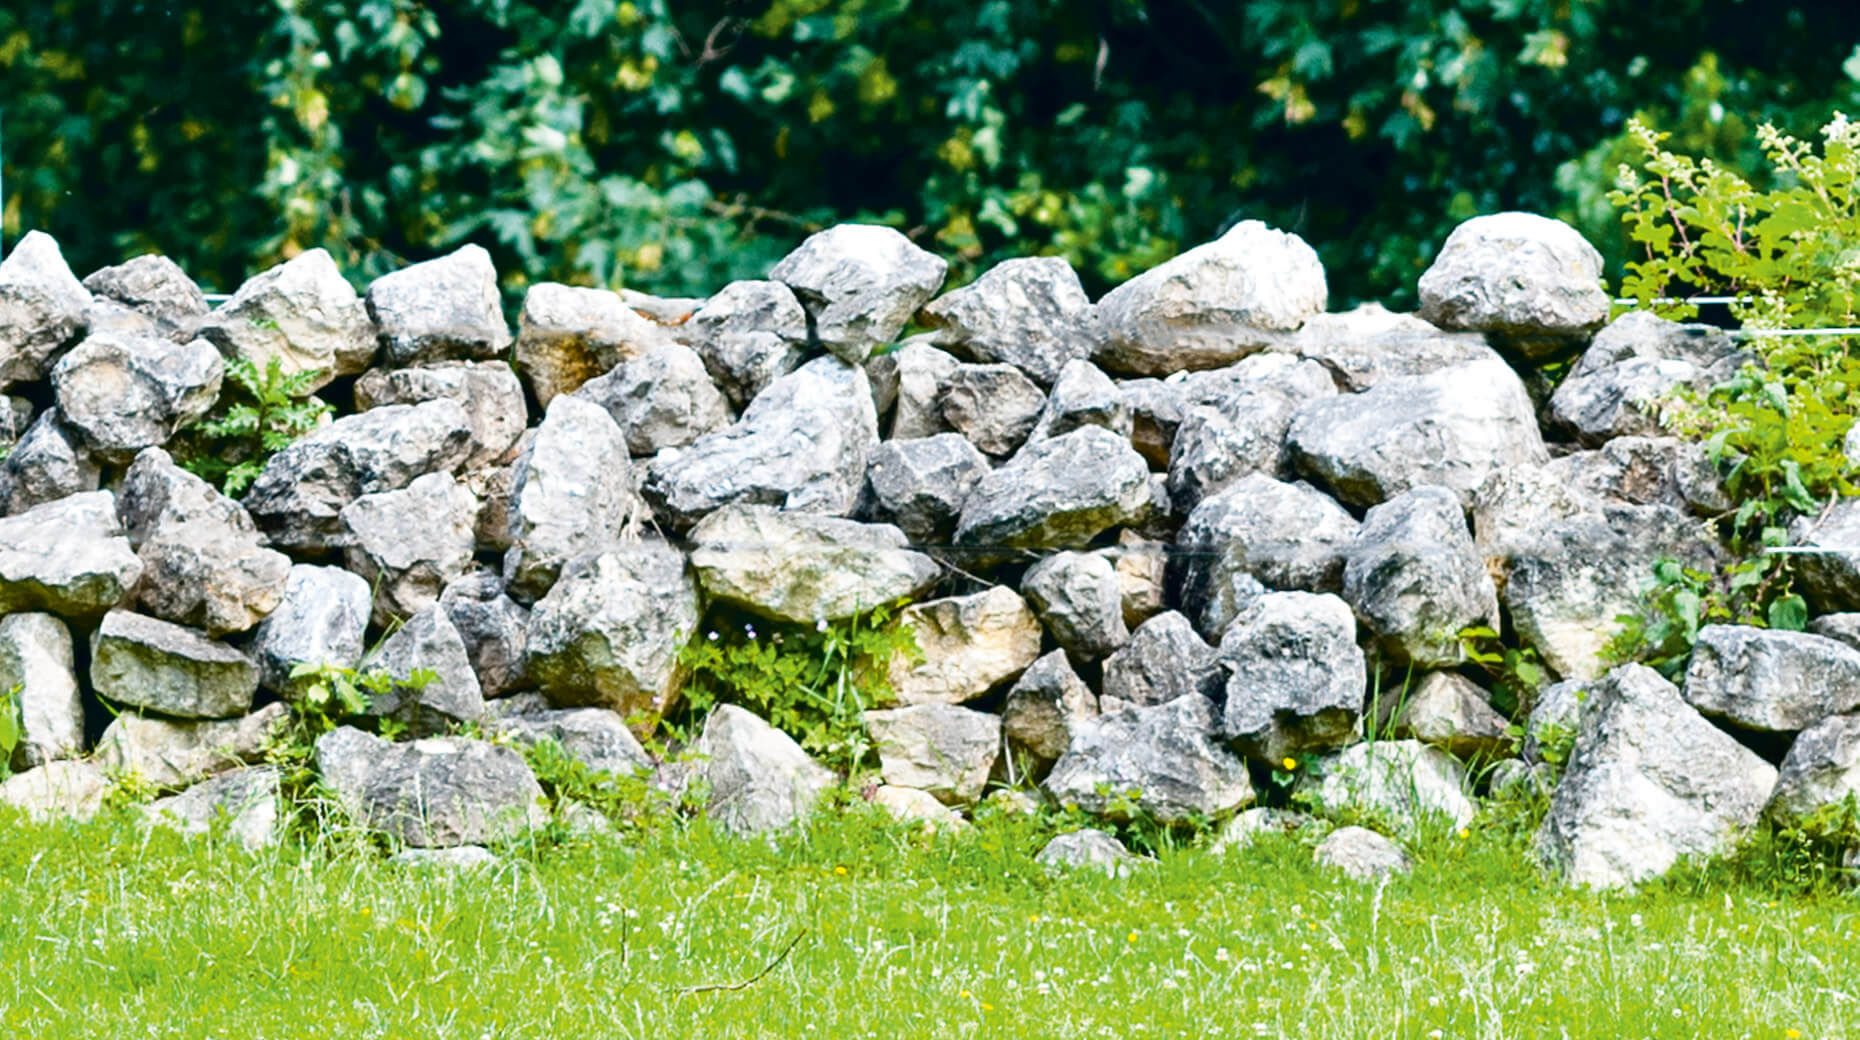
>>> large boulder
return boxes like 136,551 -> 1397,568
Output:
484,697 -> 653,778
1536,664 -> 1776,889
314,727 -> 547,847
573,343 -> 732,457
1681,625 -> 1860,733
354,360 -> 527,469
1101,611 -> 1222,711
952,426 -> 1150,554
0,231 -> 91,386
1166,355 -> 1336,512
248,564 -> 371,696
1044,694 -> 1254,823
365,244 -> 510,366
862,433 -> 989,543
1171,474 -> 1360,630
0,491 -> 142,617
690,506 -> 936,624
1035,829 -> 1142,876
514,282 -> 671,406
1024,359 -> 1131,446
674,704 -> 836,837
887,586 -> 1043,706
1022,551 -> 1129,661
768,224 -> 947,363
0,613 -> 83,771
1340,485 -> 1498,668
1549,311 -> 1744,445
196,248 -> 375,388
83,254 -> 209,343
1218,592 -> 1366,763
864,703 -> 1001,805
51,331 -> 222,462
1282,303 -> 1498,392
0,759 -> 108,822
685,280 -> 808,410
0,409 -> 99,516
1094,221 -> 1327,376
141,766 -> 282,851
502,396 -> 641,603
920,256 -> 1097,386
90,610 -> 259,720
341,471 -> 479,627
94,703 -> 287,791
1416,212 -> 1610,358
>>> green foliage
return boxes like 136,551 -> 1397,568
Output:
677,604 -> 919,772
0,682 -> 20,778
517,735 -> 671,838
174,356 -> 332,495
1658,799 -> 1860,898
1604,554 -> 1808,679
1457,625 -> 1546,719
286,660 -> 437,735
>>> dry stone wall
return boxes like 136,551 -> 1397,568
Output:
0,212 -> 1855,889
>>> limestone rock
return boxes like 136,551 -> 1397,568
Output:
1341,485 -> 1499,668
1166,355 -> 1336,511
1000,650 -> 1099,765
1681,625 -> 1860,733
1021,551 -> 1129,660
52,331 -> 222,463
0,230 -> 91,387
953,426 -> 1150,554
864,703 -> 1001,805
83,254 -> 209,343
360,605 -> 485,736
366,244 -> 510,366
94,703 -> 288,791
939,362 -> 1046,456
691,505 -> 935,624
919,256 -> 1097,387
1035,829 -> 1142,876
354,360 -> 527,469
685,280 -> 809,410
342,471 -> 478,627
1314,826 -> 1412,881
1767,713 -> 1860,830
1549,311 -> 1745,445
514,283 -> 670,405
1788,499 -> 1860,614
1171,474 -> 1360,625
675,704 -> 836,837
1025,359 -> 1131,446
1384,672 -> 1510,760
1218,592 -> 1366,763
1044,694 -> 1254,823
573,343 -> 732,456
91,610 -> 258,720
862,433 -> 989,543
870,340 -> 959,439
197,248 -> 375,388
0,613 -> 83,770
1104,534 -> 1167,630
1101,612 -> 1222,710
503,396 -> 641,602
0,759 -> 108,822
1283,303 -> 1498,392
1304,740 -> 1475,838
887,586 -> 1042,706
0,409 -> 99,516
142,766 -> 281,851
0,491 -> 143,617
314,727 -> 547,848
870,785 -> 970,832
1417,212 -> 1610,358
439,571 -> 531,698
768,224 -> 948,363
484,701 -> 653,778
249,564 -> 371,696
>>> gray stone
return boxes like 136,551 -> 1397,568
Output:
953,426 -> 1150,554
141,766 -> 281,850
1417,212 -> 1610,358
249,564 -> 371,696
0,614 -> 83,770
1314,826 -> 1412,881
643,356 -> 879,532
1024,358 -> 1131,448
484,701 -> 653,777
1035,829 -> 1142,876
1789,499 -> 1860,614
691,506 -> 935,624
676,704 -> 836,837
439,571 -> 531,698
864,703 -> 1001,805
1119,377 -> 1181,469
366,245 -> 511,366
52,331 -> 222,463
887,586 -> 1043,706
686,280 -> 809,410
243,400 -> 474,551
502,395 -> 641,603
197,248 -> 375,389
1104,534 -> 1167,630
1094,220 -> 1327,376
0,759 -> 107,822
514,283 -> 671,406
1768,713 -> 1860,830
95,703 -> 288,791
1213,807 -> 1317,853
920,256 -> 1097,386
0,231 -> 91,387
939,362 -> 1046,457
768,223 -> 948,363
868,340 -> 958,440
862,433 -> 989,543
1341,485 -> 1499,668
1101,612 -> 1222,710
354,360 -> 527,469
1384,672 -> 1510,760
1021,551 -> 1129,660
574,343 -> 732,456
1001,650 -> 1099,765
618,289 -> 704,329
0,491 -> 142,617
1166,355 -> 1336,511
1218,592 -> 1366,763
1487,759 -> 1559,800
314,727 -> 548,847
1550,311 -> 1745,445
1522,678 -> 1587,766
1304,740 -> 1475,838
1536,664 -> 1776,890
1045,694 -> 1254,823
342,472 -> 478,627
1282,303 -> 1498,392
83,254 -> 209,343
1172,474 -> 1360,625
1286,357 -> 1549,509
91,610 -> 258,720
1681,625 -> 1860,733
0,409 -> 98,516
465,453 -> 520,553
525,541 -> 699,724
1811,613 -> 1860,654
870,785 -> 970,832
361,604 -> 485,736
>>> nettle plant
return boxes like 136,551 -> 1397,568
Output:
174,355 -> 333,495
1604,113 -> 1860,666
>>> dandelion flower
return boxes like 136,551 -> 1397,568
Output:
1127,931 -> 1138,943
1281,757 -> 1298,771
1787,1031 -> 1802,1039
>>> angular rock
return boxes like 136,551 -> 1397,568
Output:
643,357 -> 879,531
869,340 -> 958,439
1549,311 -> 1744,445
354,360 -> 527,468
864,703 -> 1001,805
1286,357 -> 1549,509
1341,485 -> 1499,668
342,472 -> 478,627
1789,499 -> 1860,614
465,453 -> 520,553
503,395 -> 640,602
685,280 -> 809,410
366,245 -> 510,366
1172,474 -> 1360,625
1045,694 -> 1253,823
91,610 -> 258,720
514,283 -> 670,405
1166,355 -> 1336,510
1304,740 -> 1475,837
439,571 -> 531,698
768,224 -> 948,363
1094,220 -> 1327,376
525,541 -> 699,724
1035,829 -> 1141,876
1001,650 -> 1099,764
1536,664 -> 1776,889
94,703 -> 288,791
870,785 -> 969,833
0,409 -> 99,516
953,426 -> 1150,553
1314,826 -> 1412,881
1767,713 -> 1860,830
52,331 -> 222,462
1810,613 -> 1860,654
1021,551 -> 1129,660
314,727 -> 547,847
484,701 -> 653,777
0,231 -> 90,387
142,766 -> 281,851
1522,678 -> 1587,766
862,433 -> 989,543
1681,625 -> 1860,733
887,586 -> 1042,706
1119,377 -> 1181,469
574,343 -> 732,456
1024,359 -> 1131,449
677,704 -> 836,837
361,605 -> 485,736
1417,212 -> 1610,358
243,400 -> 473,551
1384,672 -> 1510,760
920,256 -> 1097,386
1283,303 -> 1498,392
197,248 -> 375,388
1218,592 -> 1366,763
0,759 -> 107,822
691,506 -> 935,624
0,491 -> 142,617
1213,806 -> 1317,853
1101,612 -> 1222,710
939,362 -> 1046,456
0,613 -> 83,770
83,254 -> 209,343
249,564 -> 371,696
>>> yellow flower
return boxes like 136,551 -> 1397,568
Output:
1786,1031 -> 1803,1039
833,865 -> 848,876
1127,931 -> 1139,943
1457,829 -> 1470,839
960,990 -> 971,999
1281,757 -> 1298,771
982,1002 -> 995,1012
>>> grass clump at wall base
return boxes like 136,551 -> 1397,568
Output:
0,802 -> 1854,1039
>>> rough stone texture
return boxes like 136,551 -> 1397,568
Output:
768,223 -> 948,363
342,472 -> 478,627
1025,359 -> 1131,446
1767,713 -> 1860,829
0,491 -> 143,617
887,586 -> 1042,706
868,340 -> 959,440
870,785 -> 970,832
0,759 -> 108,822
1286,357 -> 1550,509
1549,311 -> 1744,445
1094,220 -> 1327,376
573,343 -> 732,456
863,433 -> 989,543
1021,551 -> 1129,661
691,505 -> 935,624
1119,377 -> 1181,469
366,245 -> 511,366
953,426 -> 1150,553
83,254 -> 209,343
1035,829 -> 1142,876
94,703 -> 288,791
91,610 -> 258,720
515,283 -> 670,405
1341,485 -> 1499,668
1304,740 -> 1475,838
1044,694 -> 1254,823
1417,212 -> 1611,358
1810,613 -> 1860,654
1385,672 -> 1510,759
1101,612 -> 1222,710
1213,807 -> 1317,853
1105,534 -> 1167,630
1314,826 -> 1412,881
676,704 -> 836,837
1166,355 -> 1336,511
1218,592 -> 1366,763
1522,678 -> 1588,766
1788,499 -> 1860,614
939,362 -> 1047,456
361,605 -> 485,736
197,248 -> 375,389
920,256 -> 1096,387
0,231 -> 91,387
0,613 -> 83,770
484,701 -> 653,778
1172,474 -> 1360,628
0,409 -> 99,516
243,400 -> 473,552
525,542 -> 699,725
249,564 -> 371,697
314,727 -> 548,848
1536,664 -> 1777,890
141,766 -> 281,850
354,360 -> 527,469
864,703 -> 1002,805
52,331 -> 222,463
1000,650 -> 1099,764
643,356 -> 879,532
1681,625 -> 1860,733
686,280 -> 809,410
439,571 -> 531,698
503,396 -> 641,603
1282,304 -> 1499,392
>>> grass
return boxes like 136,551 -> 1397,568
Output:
0,796 -> 1854,1039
